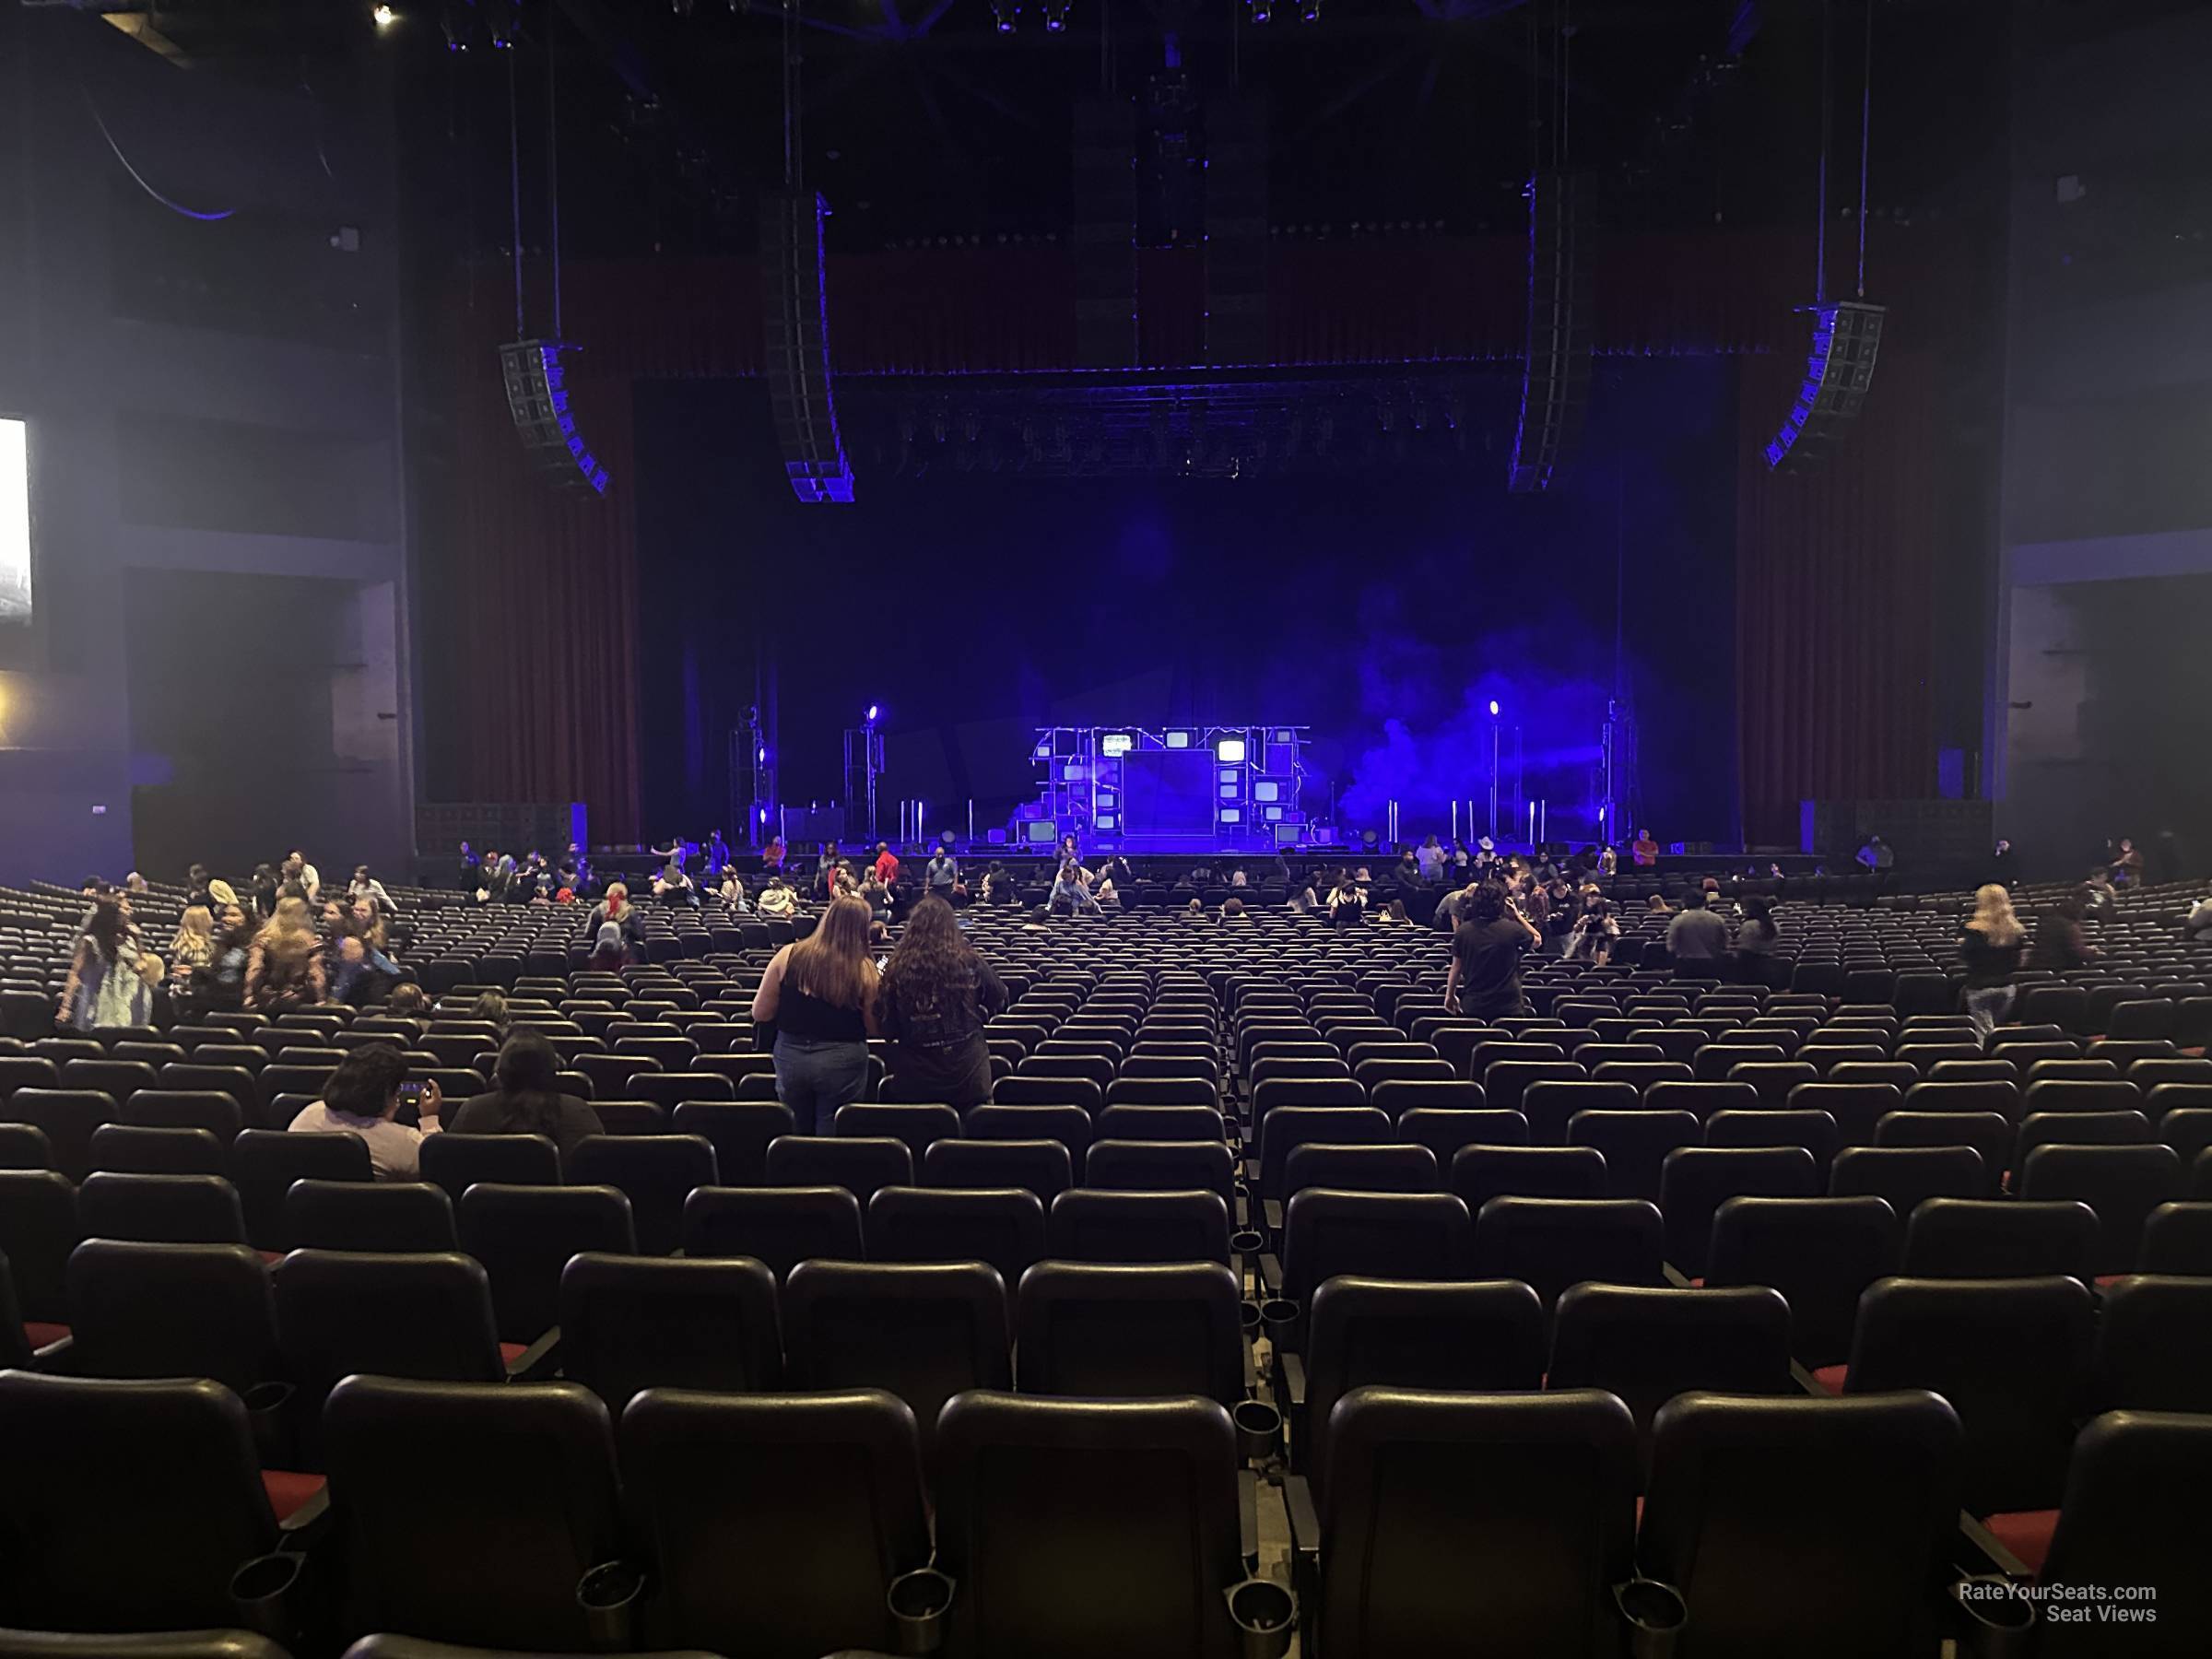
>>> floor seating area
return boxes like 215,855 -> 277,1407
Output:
0,872 -> 2209,1655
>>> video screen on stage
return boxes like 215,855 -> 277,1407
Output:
1120,748 -> 1217,839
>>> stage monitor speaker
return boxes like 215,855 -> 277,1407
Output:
1507,170 -> 1593,494
761,191 -> 854,503
498,341 -> 609,494
1764,300 -> 1885,473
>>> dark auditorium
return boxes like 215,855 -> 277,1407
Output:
6,0 -> 2212,1654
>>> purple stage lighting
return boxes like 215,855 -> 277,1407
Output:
1488,700 -> 1500,717
866,704 -> 880,723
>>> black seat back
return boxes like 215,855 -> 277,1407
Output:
284,1180 -> 457,1253
1318,1388 -> 1638,1659
417,1131 -> 560,1206
64,1239 -> 277,1394
1471,1196 -> 1666,1308
934,1390 -> 1244,1659
322,1375 -> 621,1652
566,1134 -> 719,1255
455,1182 -> 637,1343
1046,1188 -> 1232,1265
230,1128 -> 372,1251
558,1252 -> 781,1409
617,1386 -> 931,1659
76,1171 -> 246,1245
1015,1260 -> 1243,1404
0,1371 -> 276,1631
1641,1391 -> 1960,1658
867,1184 -> 1047,1291
679,1183 -> 863,1278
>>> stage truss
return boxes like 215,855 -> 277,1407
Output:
1019,725 -> 1311,851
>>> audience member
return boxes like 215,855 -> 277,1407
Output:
458,841 -> 480,893
1734,895 -> 1781,982
1326,871 -> 1365,929
2110,836 -> 2144,888
759,836 -> 787,875
384,982 -> 430,1024
1415,835 -> 1447,883
757,876 -> 797,921
1631,828 -> 1660,867
1665,888 -> 1731,963
347,865 -> 399,915
470,989 -> 512,1043
872,841 -> 900,887
2031,889 -> 2098,971
250,863 -> 280,919
589,883 -> 644,956
1959,884 -> 2025,1036
982,863 -> 1016,905
447,1030 -> 601,1160
288,1045 -> 440,1181
1445,882 -> 1540,1021
1566,894 -> 1619,965
925,846 -> 960,902
247,895 -> 326,1012
875,895 -> 1008,1108
719,868 -> 751,910
168,905 -> 218,982
1050,861 -> 1101,916
59,896 -> 148,1030
752,893 -> 878,1134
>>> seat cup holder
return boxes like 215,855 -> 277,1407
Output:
1952,1576 -> 2036,1659
229,1550 -> 305,1644
1230,1228 -> 1265,1258
1613,1577 -> 1688,1659
1224,1575 -> 1297,1659
1233,1397 -> 1283,1464
1258,1298 -> 1299,1345
577,1559 -> 645,1653
888,1564 -> 957,1655
1239,1300 -> 1264,1335
241,1380 -> 295,1465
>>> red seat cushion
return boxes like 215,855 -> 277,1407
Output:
499,1340 -> 528,1365
1982,1508 -> 2060,1573
23,1322 -> 69,1349
261,1468 -> 326,1522
258,1250 -> 285,1266
1810,1363 -> 1848,1394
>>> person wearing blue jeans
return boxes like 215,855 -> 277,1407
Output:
750,894 -> 879,1135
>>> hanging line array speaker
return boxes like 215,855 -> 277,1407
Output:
1763,300 -> 1886,473
499,341 -> 609,494
762,189 -> 855,504
1507,169 -> 1594,494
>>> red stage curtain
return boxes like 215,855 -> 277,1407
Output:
450,335 -> 643,842
1734,339 -> 1941,848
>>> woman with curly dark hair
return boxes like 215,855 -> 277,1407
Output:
875,895 -> 1008,1106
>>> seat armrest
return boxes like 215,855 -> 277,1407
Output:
1284,1472 -> 1324,1621
1262,1197 -> 1283,1237
1258,1253 -> 1285,1298
29,1333 -> 73,1371
276,1484 -> 333,1540
1277,1351 -> 1308,1411
1955,1510 -> 2031,1580
1238,1467 -> 1261,1571
503,1326 -> 562,1382
1661,1262 -> 1692,1288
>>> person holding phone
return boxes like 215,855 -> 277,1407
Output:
1443,881 -> 1542,1022
286,1044 -> 441,1180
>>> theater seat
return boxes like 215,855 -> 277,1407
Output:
1639,1391 -> 1962,1659
0,1634 -> 289,1659
0,1372 -> 294,1633
557,1253 -> 781,1409
1288,1388 -> 1638,1659
64,1240 -> 278,1396
931,1391 -> 1257,1659
321,1376 -> 623,1653
455,1183 -> 637,1344
2030,1411 -> 2212,1654
1046,1187 -> 1232,1266
1016,1260 -> 1245,1404
679,1183 -> 862,1278
616,1387 -> 930,1659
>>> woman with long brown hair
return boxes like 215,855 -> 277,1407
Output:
751,893 -> 878,1134
875,895 -> 1008,1106
247,894 -> 326,1013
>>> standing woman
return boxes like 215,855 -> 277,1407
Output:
247,895 -> 326,1013
61,897 -> 148,1030
1959,883 -> 2026,1037
875,895 -> 1009,1108
751,893 -> 879,1134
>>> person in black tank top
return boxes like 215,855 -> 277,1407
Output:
751,894 -> 878,1134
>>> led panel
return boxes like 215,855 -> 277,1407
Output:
1165,730 -> 1193,748
1100,733 -> 1134,757
1216,737 -> 1247,762
1253,781 -> 1280,803
1219,807 -> 1241,824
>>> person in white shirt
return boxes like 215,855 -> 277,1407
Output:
288,1044 -> 441,1181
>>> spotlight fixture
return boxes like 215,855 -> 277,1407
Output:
865,703 -> 880,724
1042,0 -> 1069,29
1488,700 -> 1500,717
371,4 -> 397,28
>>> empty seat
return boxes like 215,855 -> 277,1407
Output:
2092,1275 -> 2212,1415
763,1134 -> 912,1213
1548,1282 -> 1792,1468
616,1386 -> 931,1659
1471,1196 -> 1666,1309
283,1180 -> 457,1253
868,1184 -> 1047,1290
321,1375 -> 622,1651
1640,1391 -> 1961,1658
88,1123 -> 228,1177
1656,1147 -> 1819,1278
1841,1275 -> 2093,1525
1291,1387 -> 1638,1658
417,1131 -> 561,1206
557,1253 -> 781,1409
923,1136 -> 1074,1204
931,1391 -> 1256,1659
1047,1188 -> 1233,1265
1827,1144 -> 1984,1216
566,1135 -> 719,1256
1016,1260 -> 1244,1403
76,1171 -> 246,1246
1450,1144 -> 1607,1209
781,1260 -> 1009,1467
1291,1277 -> 1547,1488
63,1239 -> 278,1394
1705,1195 -> 1901,1368
1083,1138 -> 1235,1203
456,1182 -> 637,1344
1567,1110 -> 1700,1201
0,1371 -> 296,1632
2136,1200 -> 2212,1275
834,1102 -> 961,1171
2017,1143 -> 2185,1275
2032,1410 -> 2212,1654
679,1183 -> 862,1278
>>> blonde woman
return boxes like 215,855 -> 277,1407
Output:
247,894 -> 325,1013
169,905 -> 218,978
1959,883 -> 2025,1037
750,894 -> 879,1134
